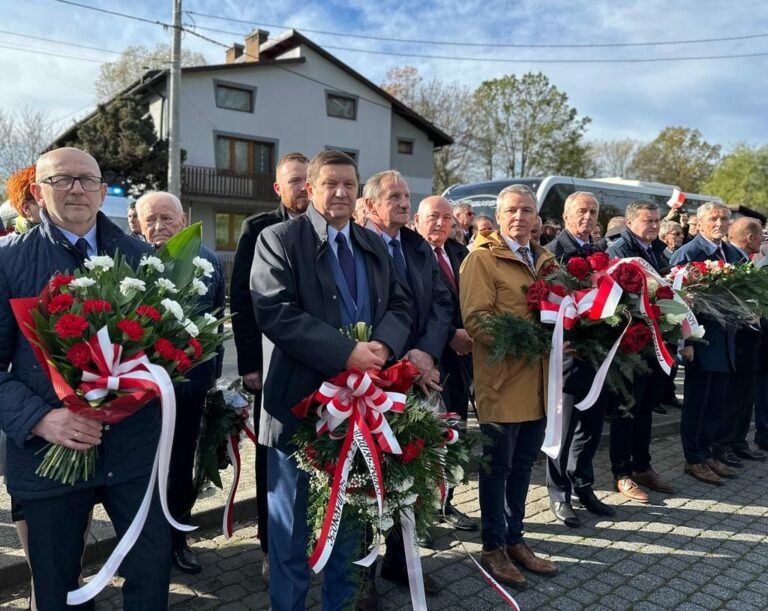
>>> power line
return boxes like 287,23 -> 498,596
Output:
0,41 -> 105,63
49,0 -> 172,27
0,29 -> 121,55
185,9 -> 768,49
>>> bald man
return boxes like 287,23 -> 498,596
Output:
0,147 -> 171,609
136,191 -> 226,574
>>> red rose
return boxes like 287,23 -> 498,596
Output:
650,304 -> 662,320
692,262 -> 708,274
136,304 -> 161,322
83,299 -> 112,314
47,293 -> 75,314
155,338 -> 177,361
173,348 -> 192,371
54,313 -> 89,339
323,460 -> 336,476
188,337 -> 203,360
587,252 -> 609,272
566,257 -> 590,281
117,319 -> 144,342
540,261 -> 559,277
66,342 -> 92,368
400,438 -> 425,464
550,283 -> 568,298
620,323 -> 652,353
525,280 -> 551,311
611,263 -> 645,293
655,286 -> 674,301
49,274 -> 75,293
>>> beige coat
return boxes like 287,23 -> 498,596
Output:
459,232 -> 556,423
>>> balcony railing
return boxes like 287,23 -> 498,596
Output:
182,165 -> 275,201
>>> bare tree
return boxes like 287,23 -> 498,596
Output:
0,107 -> 56,180
589,139 -> 641,177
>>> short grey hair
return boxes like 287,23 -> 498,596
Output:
135,191 -> 184,216
696,201 -> 730,220
497,184 -> 537,207
625,200 -> 660,223
563,191 -> 600,216
363,170 -> 407,202
453,201 -> 473,215
659,220 -> 683,237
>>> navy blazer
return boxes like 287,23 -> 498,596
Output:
251,204 -> 412,449
607,228 -> 670,274
670,233 -> 747,372
546,229 -> 598,261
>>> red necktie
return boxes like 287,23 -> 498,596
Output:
435,247 -> 457,292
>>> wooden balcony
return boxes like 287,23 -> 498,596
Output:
182,165 -> 275,201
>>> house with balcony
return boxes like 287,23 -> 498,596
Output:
53,29 -> 452,258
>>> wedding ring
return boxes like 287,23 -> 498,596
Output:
74,431 -> 79,440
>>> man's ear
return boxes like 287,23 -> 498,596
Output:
273,181 -> 281,197
30,182 -> 44,206
305,181 -> 314,200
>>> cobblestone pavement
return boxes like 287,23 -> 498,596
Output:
2,429 -> 767,610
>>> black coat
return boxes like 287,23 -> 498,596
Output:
231,205 -> 291,376
545,229 -> 598,261
251,205 -> 412,449
0,210 -> 160,499
607,228 -> 670,274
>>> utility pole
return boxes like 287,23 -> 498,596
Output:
167,0 -> 182,196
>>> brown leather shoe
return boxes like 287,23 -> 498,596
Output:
632,469 -> 675,494
684,462 -> 723,485
506,543 -> 557,575
480,548 -> 527,588
704,458 -> 738,479
616,477 -> 650,502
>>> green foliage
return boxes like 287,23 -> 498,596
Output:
157,223 -> 202,288
477,313 -> 551,365
701,144 -> 768,212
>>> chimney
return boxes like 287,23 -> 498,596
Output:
243,29 -> 269,62
225,43 -> 244,64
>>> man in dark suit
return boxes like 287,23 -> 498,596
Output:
363,172 -> 453,602
453,201 -> 476,243
546,191 -> 616,528
250,151 -> 411,611
670,202 -> 744,484
0,147 -> 170,609
230,151 -> 309,580
607,201 -> 675,503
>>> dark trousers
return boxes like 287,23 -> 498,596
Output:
681,369 -> 729,464
168,386 -> 207,549
441,356 -> 471,506
756,374 -> 768,448
713,371 -> 757,453
479,418 -> 546,551
22,477 -> 171,610
547,390 -> 607,503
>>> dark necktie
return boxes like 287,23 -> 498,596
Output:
646,246 -> 658,269
75,237 -> 90,259
390,238 -> 407,282
335,233 -> 357,301
716,245 -> 726,262
434,246 -> 457,292
518,246 -> 535,273
582,242 -> 594,256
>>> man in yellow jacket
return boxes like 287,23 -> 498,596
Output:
460,184 -> 558,589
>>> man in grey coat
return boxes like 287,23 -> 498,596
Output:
250,150 -> 411,610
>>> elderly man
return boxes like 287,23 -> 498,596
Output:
462,184 -> 558,587
671,202 -> 744,484
0,147 -> 169,609
230,151 -> 309,581
353,196 -> 368,226
546,191 -> 616,527
135,191 -> 225,574
453,201 -> 476,242
251,151 -> 411,611
530,215 -> 543,243
607,201 -> 675,502
127,201 -> 144,240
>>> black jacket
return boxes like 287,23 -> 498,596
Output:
607,228 -> 670,274
546,229 -> 598,261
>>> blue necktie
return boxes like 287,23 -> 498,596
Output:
75,237 -> 90,259
335,233 -> 357,301
390,238 -> 407,282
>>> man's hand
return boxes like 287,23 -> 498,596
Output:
243,370 -> 263,391
449,329 -> 473,356
346,342 -> 386,371
31,409 -> 103,451
369,341 -> 391,363
405,349 -> 434,377
679,346 -> 694,362
416,367 -> 443,395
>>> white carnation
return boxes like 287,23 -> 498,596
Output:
202,313 -> 218,326
193,256 -> 214,278
119,277 -> 146,296
155,278 -> 178,293
69,277 -> 96,289
690,325 -> 706,340
191,278 -> 208,296
83,255 -> 114,271
182,318 -> 199,337
380,516 -> 394,531
402,493 -> 418,507
139,255 -> 165,273
161,298 -> 185,322
665,313 -> 686,326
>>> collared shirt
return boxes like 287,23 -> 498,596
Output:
327,222 -> 354,259
374,227 -> 407,270
566,229 -> 587,248
58,224 -> 98,257
699,234 -> 726,259
430,242 -> 452,268
501,235 -> 534,268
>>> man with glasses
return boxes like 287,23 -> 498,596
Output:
0,147 -> 171,609
453,201 -> 476,242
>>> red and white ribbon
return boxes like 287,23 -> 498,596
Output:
222,418 -> 258,539
458,541 -> 521,609
68,326 -> 194,605
401,509 -> 427,611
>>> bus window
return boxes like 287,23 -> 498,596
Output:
539,183 -> 575,223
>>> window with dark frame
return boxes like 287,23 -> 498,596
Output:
215,84 -> 254,113
397,139 -> 414,155
215,212 -> 250,251
215,135 -> 274,174
326,92 -> 357,120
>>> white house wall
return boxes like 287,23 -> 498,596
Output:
389,112 -> 435,205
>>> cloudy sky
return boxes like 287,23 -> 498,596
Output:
2,0 -> 767,151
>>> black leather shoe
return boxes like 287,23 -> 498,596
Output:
662,396 -> 683,410
441,502 -> 479,531
733,447 -> 767,461
653,405 -> 668,414
550,500 -> 580,528
417,530 -> 434,548
356,579 -> 381,611
716,450 -> 744,468
381,561 -> 440,597
574,489 -> 616,517
173,545 -> 202,574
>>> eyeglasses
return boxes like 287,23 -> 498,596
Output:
41,175 -> 104,192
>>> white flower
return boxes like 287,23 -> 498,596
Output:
161,298 -> 185,322
402,493 -> 418,507
182,318 -> 199,337
665,313 -> 686,326
450,465 -> 465,484
83,255 -> 114,271
69,277 -> 96,289
119,277 -> 146,296
191,278 -> 208,296
139,255 -> 165,273
380,516 -> 394,531
646,278 -> 659,294
155,278 -> 178,294
193,256 -> 214,278
395,477 -> 414,493
202,313 -> 218,327
690,324 -> 706,340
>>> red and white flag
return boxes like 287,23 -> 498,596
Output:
667,188 -> 686,209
